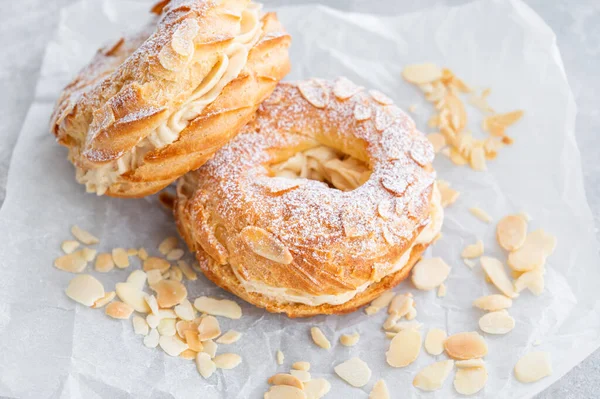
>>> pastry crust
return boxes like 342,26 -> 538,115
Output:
50,0 -> 291,197
175,79 -> 442,317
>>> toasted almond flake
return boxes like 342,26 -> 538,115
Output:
127,248 -> 138,256
340,332 -> 360,347
486,110 -> 524,128
470,147 -> 487,171
386,329 -> 421,367
437,181 -> 460,208
427,133 -> 446,153
179,349 -> 197,360
198,315 -> 221,341
411,257 -> 451,290
80,247 -> 96,262
444,332 -> 488,360
146,269 -> 163,286
454,365 -> 488,395
105,301 -> 134,319
402,63 -> 442,84
497,215 -> 528,251
310,327 -> 331,349
450,148 -> 468,165
508,229 -> 556,272
413,360 -> 454,391
144,257 -> 171,274
456,358 -> 485,368
389,321 -> 422,332
217,330 -> 242,344
269,373 -> 303,389
71,225 -> 99,245
368,379 -> 390,399
369,89 -> 393,105
65,274 -> 104,306
462,240 -> 484,258
61,240 -> 80,254
177,260 -> 197,280
54,252 -> 87,273
174,299 -> 195,321
364,306 -> 379,316
143,328 -> 159,348
95,253 -> 114,272
366,291 -> 395,316
152,279 -> 187,308
193,296 -> 242,319
479,310 -> 515,334
334,357 -> 371,387
112,248 -> 130,269
292,361 -> 310,371
304,378 -> 330,399
353,103 -> 372,121
514,270 -> 545,295
159,335 -> 188,356
157,318 -> 177,336
473,295 -> 513,311
514,352 -> 552,383
138,247 -> 149,260
144,294 -> 159,315
168,265 -> 183,281
166,248 -> 184,261
176,320 -> 198,338
481,256 -> 518,298
91,291 -> 115,308
469,207 -> 492,223
276,349 -> 284,365
214,353 -> 242,369
159,237 -> 179,255
158,309 -> 177,319
464,259 -> 476,268
264,385 -> 306,399
115,282 -> 151,313
425,328 -> 447,356
290,369 -> 311,382
126,270 -> 147,290
185,330 -> 203,352
198,339 -> 216,358
240,226 -> 293,264
133,315 -> 149,335
196,352 -> 216,378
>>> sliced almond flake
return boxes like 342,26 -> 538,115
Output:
290,369 -> 311,382
268,373 -> 303,389
497,215 -> 528,251
202,339 -> 218,358
91,291 -> 115,309
449,149 -> 468,165
177,260 -> 197,280
406,306 -> 418,321
437,283 -> 447,297
437,182 -> 460,208
402,63 -> 442,84
157,318 -> 177,337
304,379 -> 330,399
166,248 -> 184,261
112,248 -> 130,269
133,315 -> 149,336
105,301 -> 134,319
368,379 -> 390,399
310,327 -> 331,349
389,321 -> 422,333
159,335 -> 188,356
469,207 -> 492,223
177,320 -> 199,339
159,237 -> 179,255
370,291 -> 395,311
264,385 -> 306,399
374,108 -> 394,131
514,270 -> 545,295
462,240 -> 484,259
193,296 -> 242,319
276,349 -> 284,365
454,366 -> 488,395
71,225 -> 99,245
425,328 -> 447,356
464,259 -> 476,268
365,306 -> 379,316
486,110 -> 524,128
386,329 -> 421,367
151,279 -> 187,308
385,332 -> 397,339
80,247 -> 97,262
473,295 -> 513,311
470,147 -> 487,171
456,358 -> 485,368
185,330 -> 203,352
240,226 -> 293,264
479,310 -> 515,334
146,314 -> 159,329
144,294 -> 159,315
65,274 -> 104,307
143,328 -> 159,348
445,93 -> 467,131
61,240 -> 80,254
444,332 -> 488,360
196,352 -> 216,378
508,229 -> 556,272
198,315 -> 221,341
413,360 -> 454,391
216,330 -> 242,344
427,133 -> 446,153
334,357 -> 371,387
298,79 -> 328,108
410,137 -> 435,166
126,248 -> 138,256
377,200 -> 394,220
169,265 -> 183,282
411,257 -> 451,291
126,270 -> 147,291
383,312 -> 401,330
514,352 -> 552,383
354,103 -> 372,121
174,299 -> 195,321
214,353 -> 242,369
333,77 -> 361,100
388,293 -> 413,316
115,282 -> 151,313
146,269 -> 163,286
480,256 -> 518,298
292,361 -> 310,371
340,332 -> 360,347
95,253 -> 114,273
179,349 -> 197,360
369,90 -> 393,105
54,252 -> 87,273
138,247 -> 149,260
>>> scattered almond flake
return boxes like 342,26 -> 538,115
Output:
368,379 -> 390,399
179,349 -> 197,360
169,265 -> 183,282
152,279 -> 187,308
389,321 -> 422,332
115,282 -> 151,313
469,207 -> 492,223
450,148 -> 468,165
105,301 -> 134,319
112,248 -> 130,269
334,357 -> 371,387
464,259 -> 476,268
406,306 -> 417,320
146,315 -> 160,329
310,327 -> 331,349
127,248 -> 138,256
54,252 -> 87,273
365,291 -> 395,316
174,299 -> 195,321
388,293 -> 413,316
126,270 -> 147,291
514,352 -> 552,383
425,328 -> 447,356
437,283 -> 447,297
508,229 -> 556,272
157,318 -> 177,336
268,373 -> 303,389
408,104 -> 418,113
292,361 -> 310,371
133,315 -> 149,336
177,320 -> 199,339
264,385 -> 306,399
198,315 -> 221,341
298,79 -> 328,108
426,133 -> 446,153
214,353 -> 242,369
383,312 -> 401,330
143,328 -> 159,348
193,296 -> 242,319
304,378 -> 331,399
159,236 -> 179,255
61,240 -> 80,254
146,269 -> 163,286
71,225 -> 99,245
402,63 -> 442,84
166,248 -> 184,261
196,352 -> 216,378
91,291 -> 115,309
159,335 -> 188,356
456,358 -> 486,368
290,369 -> 311,383
185,330 -> 203,352
276,349 -> 284,365
497,215 -> 528,251
138,247 -> 149,260
444,332 -> 488,360
437,180 -> 460,208
514,270 -> 545,295
177,260 -> 197,280
144,294 -> 160,315
65,274 -> 104,307
469,147 -> 487,171
202,339 -> 218,358
340,332 -> 360,347
216,330 -> 242,344
385,332 -> 397,339
386,328 -> 421,367
411,257 -> 451,290
485,110 -> 524,129
80,247 -> 97,262
454,365 -> 488,395
462,240 -> 484,259
413,360 -> 454,391
479,310 -> 515,334
95,253 -> 114,272
480,256 -> 519,298
473,295 -> 513,311
364,306 -> 379,316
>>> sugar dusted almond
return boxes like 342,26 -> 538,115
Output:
334,357 -> 371,387
411,257 -> 451,290
138,247 -> 149,260
413,360 -> 454,391
298,79 -> 328,109
377,200 -> 394,220
473,295 -> 513,311
333,76 -> 361,100
159,237 -> 178,255
340,332 -> 360,347
214,353 -> 242,369
462,240 -> 484,259
196,352 -> 216,378
65,274 -> 104,306
514,270 -> 545,295
456,358 -> 485,368
369,89 -> 393,105
157,318 -> 177,336
105,301 -> 134,319
264,385 -> 306,399
454,365 -> 488,395
403,63 -> 442,84
292,361 -> 310,371
514,351 -> 552,383
425,328 -> 447,356
126,270 -> 147,290
159,335 -> 188,356
240,226 -> 293,264
198,315 -> 221,341
95,253 -> 114,272
268,373 -> 303,389
310,327 -> 331,349
143,328 -> 159,348
112,248 -> 129,269
54,252 -> 87,273
479,310 -> 515,334
71,225 -> 99,245
61,240 -> 80,254
480,256 -> 518,298
444,332 -> 488,360
369,379 -> 390,399
133,315 -> 149,335
185,330 -> 203,352
469,207 -> 492,223
276,349 -> 284,365
437,283 -> 447,297
497,215 -> 528,251
91,291 -> 115,308
354,103 -> 372,121
177,260 -> 197,280
143,257 -> 170,273
166,248 -> 184,261
193,296 -> 242,319
216,330 -> 242,344
386,328 -> 421,367
152,279 -> 187,308
115,282 -> 150,313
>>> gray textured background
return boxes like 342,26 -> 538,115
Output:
0,0 -> 598,397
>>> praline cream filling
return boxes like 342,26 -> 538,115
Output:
236,184 -> 444,306
76,5 -> 262,195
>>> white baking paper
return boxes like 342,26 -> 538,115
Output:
1,0 -> 599,398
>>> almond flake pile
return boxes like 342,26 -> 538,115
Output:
402,63 -> 524,170
265,364 -> 331,399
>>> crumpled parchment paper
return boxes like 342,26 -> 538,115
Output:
1,0 -> 599,398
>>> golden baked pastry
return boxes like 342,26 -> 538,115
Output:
175,78 -> 443,317
50,0 -> 290,197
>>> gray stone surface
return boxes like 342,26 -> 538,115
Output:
0,0 -> 597,397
